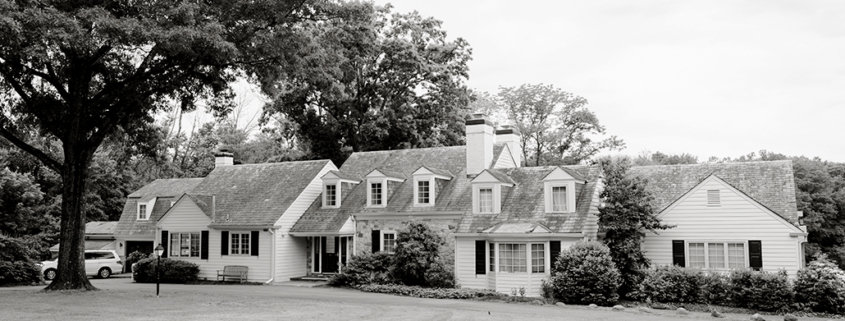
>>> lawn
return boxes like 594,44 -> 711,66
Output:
0,278 -> 837,321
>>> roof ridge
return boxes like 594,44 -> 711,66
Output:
216,159 -> 330,168
349,145 -> 464,156
631,159 -> 792,169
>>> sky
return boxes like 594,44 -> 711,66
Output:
375,0 -> 845,162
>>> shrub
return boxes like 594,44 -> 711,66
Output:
728,269 -> 793,312
125,251 -> 150,271
423,260 -> 455,288
700,273 -> 731,306
357,283 -> 505,300
0,235 -> 42,286
794,256 -> 845,314
549,241 -> 621,306
329,252 -> 395,287
133,257 -> 199,283
638,266 -> 703,303
392,222 -> 455,287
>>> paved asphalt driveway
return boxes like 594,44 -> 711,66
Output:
0,277 -> 827,321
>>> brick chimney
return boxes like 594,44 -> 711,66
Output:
465,113 -> 494,176
496,125 -> 522,167
214,148 -> 234,168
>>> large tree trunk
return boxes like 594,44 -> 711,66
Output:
45,144 -> 96,291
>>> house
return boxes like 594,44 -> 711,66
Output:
633,161 -> 807,277
152,155 -> 335,283
50,221 -> 119,257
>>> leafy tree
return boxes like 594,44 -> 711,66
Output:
598,156 -> 671,297
0,167 -> 46,237
261,4 -> 473,164
633,151 -> 698,166
392,222 -> 454,288
0,0 -> 330,290
497,84 -> 623,166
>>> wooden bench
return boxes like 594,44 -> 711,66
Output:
217,265 -> 248,283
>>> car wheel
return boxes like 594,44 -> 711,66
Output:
44,269 -> 56,281
98,267 -> 111,279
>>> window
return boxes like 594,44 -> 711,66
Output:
689,242 -> 746,269
489,242 -> 495,272
231,232 -> 250,255
324,184 -> 337,207
499,243 -> 527,273
382,232 -> 396,253
552,186 -> 567,212
417,180 -> 430,204
531,244 -> 545,273
370,182 -> 383,206
707,190 -> 720,206
169,232 -> 201,257
478,188 -> 493,213
138,204 -> 148,220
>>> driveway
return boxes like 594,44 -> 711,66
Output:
0,278 -> 831,321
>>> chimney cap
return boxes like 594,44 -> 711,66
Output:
466,113 -> 493,126
213,150 -> 234,157
496,125 -> 520,135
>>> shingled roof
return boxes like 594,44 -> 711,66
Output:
628,160 -> 799,225
192,160 -> 331,227
115,178 -> 203,238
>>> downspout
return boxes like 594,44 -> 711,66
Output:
265,228 -> 276,284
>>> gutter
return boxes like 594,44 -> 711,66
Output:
265,228 -> 276,285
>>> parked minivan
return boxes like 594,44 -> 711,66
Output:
39,250 -> 123,280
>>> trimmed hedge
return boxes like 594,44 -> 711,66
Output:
329,252 -> 395,287
549,241 -> 621,306
638,266 -> 702,303
357,284 -> 505,300
794,256 -> 845,314
728,269 -> 793,312
133,257 -> 199,283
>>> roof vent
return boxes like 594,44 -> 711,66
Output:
707,189 -> 720,206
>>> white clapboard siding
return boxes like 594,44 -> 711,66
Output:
643,177 -> 805,277
157,199 -> 272,282
492,146 -> 517,169
455,238 -> 488,290
273,162 -> 337,281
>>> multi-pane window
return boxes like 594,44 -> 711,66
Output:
499,243 -> 527,273
231,232 -> 250,255
688,242 -> 706,268
489,242 -> 495,272
552,186 -> 567,212
325,184 -> 337,206
383,233 -> 396,253
417,180 -> 430,204
689,242 -> 746,269
370,182 -> 383,206
531,244 -> 545,273
138,204 -> 147,220
169,232 -> 201,257
478,188 -> 493,213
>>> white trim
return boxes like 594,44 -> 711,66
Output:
685,240 -> 749,270
366,179 -> 387,208
322,182 -> 340,208
544,181 -> 576,213
167,231 -> 202,258
229,231 -> 251,256
137,198 -> 155,220
472,183 -> 501,214
413,176 -> 436,207
381,231 -> 397,254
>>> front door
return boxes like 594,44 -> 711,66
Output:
321,237 -> 339,273
312,236 -> 353,274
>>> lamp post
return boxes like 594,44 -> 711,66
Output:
154,243 -> 164,297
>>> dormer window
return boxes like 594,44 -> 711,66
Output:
321,170 -> 361,209
138,203 -> 148,220
543,167 -> 586,214
417,180 -> 431,204
370,182 -> 383,206
478,188 -> 494,213
552,186 -> 567,212
324,184 -> 337,207
412,166 -> 452,207
471,169 -> 514,214
365,169 -> 405,208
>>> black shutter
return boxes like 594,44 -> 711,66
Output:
549,241 -> 561,268
161,230 -> 168,258
251,231 -> 259,256
672,240 -> 685,267
749,240 -> 762,270
475,240 -> 486,275
221,231 -> 229,256
371,230 -> 381,253
200,230 -> 209,260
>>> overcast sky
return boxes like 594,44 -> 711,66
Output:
379,0 -> 845,162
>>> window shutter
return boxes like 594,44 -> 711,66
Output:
200,230 -> 209,260
371,230 -> 381,253
672,240 -> 685,267
160,230 -> 169,258
549,241 -> 561,268
475,240 -> 486,275
251,231 -> 259,256
749,240 -> 762,270
221,231 -> 229,256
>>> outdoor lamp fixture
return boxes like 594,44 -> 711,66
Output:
154,243 -> 164,297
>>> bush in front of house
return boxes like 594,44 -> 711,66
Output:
548,241 -> 621,306
0,235 -> 42,286
700,273 -> 731,306
329,252 -> 395,287
637,265 -> 703,304
133,257 -> 199,283
728,269 -> 793,312
392,222 -> 455,288
357,283 -> 505,300
794,255 -> 845,314
125,251 -> 150,271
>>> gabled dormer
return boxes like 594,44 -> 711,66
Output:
412,166 -> 453,207
471,170 -> 515,214
137,197 -> 155,220
542,167 -> 586,213
365,169 -> 406,208
321,171 -> 360,208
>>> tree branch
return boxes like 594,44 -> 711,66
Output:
0,126 -> 62,172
